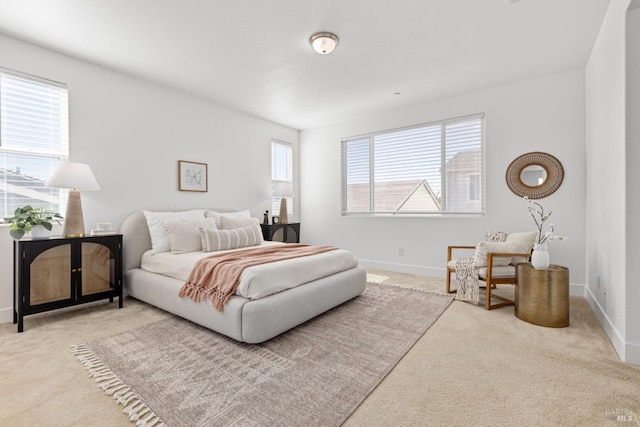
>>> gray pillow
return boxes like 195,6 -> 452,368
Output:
162,218 -> 216,254
220,216 -> 260,230
473,241 -> 518,267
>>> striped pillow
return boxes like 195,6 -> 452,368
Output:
200,225 -> 264,252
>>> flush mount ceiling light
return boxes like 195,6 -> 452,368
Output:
310,32 -> 339,55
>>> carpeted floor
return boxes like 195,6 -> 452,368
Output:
1,269 -> 638,426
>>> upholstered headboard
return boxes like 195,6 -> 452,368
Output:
119,209 -> 237,272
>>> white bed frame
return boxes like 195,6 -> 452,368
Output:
120,210 -> 366,343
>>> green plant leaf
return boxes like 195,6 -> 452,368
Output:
9,228 -> 25,240
5,205 -> 62,238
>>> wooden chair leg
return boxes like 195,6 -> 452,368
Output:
484,282 -> 516,310
485,281 -> 490,310
446,268 -> 456,293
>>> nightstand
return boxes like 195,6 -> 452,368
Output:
13,234 -> 123,332
260,223 -> 300,243
515,262 -> 569,327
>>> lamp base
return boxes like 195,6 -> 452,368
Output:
279,197 -> 288,224
62,190 -> 86,237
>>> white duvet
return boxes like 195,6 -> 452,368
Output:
141,242 -> 359,300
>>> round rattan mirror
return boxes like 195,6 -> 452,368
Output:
505,152 -> 564,199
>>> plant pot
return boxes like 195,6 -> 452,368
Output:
29,225 -> 51,239
531,243 -> 550,269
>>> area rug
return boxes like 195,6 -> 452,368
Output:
72,283 -> 453,427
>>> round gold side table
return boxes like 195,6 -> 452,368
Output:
515,262 -> 569,327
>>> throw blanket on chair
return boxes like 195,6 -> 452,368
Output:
179,244 -> 337,311
455,231 -> 508,304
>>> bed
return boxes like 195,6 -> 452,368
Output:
120,209 -> 367,343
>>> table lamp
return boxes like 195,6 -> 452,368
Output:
273,182 -> 293,224
46,162 -> 100,237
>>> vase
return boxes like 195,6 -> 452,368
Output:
531,243 -> 550,269
29,225 -> 51,239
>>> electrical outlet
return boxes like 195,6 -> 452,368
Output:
596,275 -> 600,289
398,248 -> 404,256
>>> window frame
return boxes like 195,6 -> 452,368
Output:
341,113 -> 485,217
0,67 -> 69,220
271,139 -> 293,217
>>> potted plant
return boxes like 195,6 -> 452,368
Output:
4,205 -> 63,239
524,197 -> 566,269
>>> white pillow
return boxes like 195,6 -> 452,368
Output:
200,225 -> 263,252
205,210 -> 251,228
220,216 -> 260,230
143,210 -> 205,254
162,218 -> 217,254
473,241 -> 518,267
506,231 -> 538,263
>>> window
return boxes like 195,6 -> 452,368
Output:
271,140 -> 293,216
0,68 -> 69,219
341,114 -> 484,215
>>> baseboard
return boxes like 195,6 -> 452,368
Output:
570,283 -> 586,297
626,341 -> 640,366
584,286 -> 640,365
0,306 -> 13,324
357,259 -> 445,278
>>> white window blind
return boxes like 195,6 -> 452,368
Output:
341,114 -> 485,215
271,140 -> 293,216
0,68 -> 69,219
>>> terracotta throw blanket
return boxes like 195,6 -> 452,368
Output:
179,244 -> 337,311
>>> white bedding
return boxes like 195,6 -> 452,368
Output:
141,242 -> 359,300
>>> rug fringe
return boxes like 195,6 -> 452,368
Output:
71,344 -> 166,427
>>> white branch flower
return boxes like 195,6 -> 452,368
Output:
524,197 -> 567,244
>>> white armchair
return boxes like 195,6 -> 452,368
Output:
446,231 -> 537,310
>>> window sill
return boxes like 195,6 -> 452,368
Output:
342,212 -> 485,219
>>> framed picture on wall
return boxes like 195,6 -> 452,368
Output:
178,160 -> 208,192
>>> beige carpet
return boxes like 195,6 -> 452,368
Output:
71,283 -> 452,426
1,269 -> 639,426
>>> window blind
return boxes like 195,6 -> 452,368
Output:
271,140 -> 293,216
341,114 -> 485,215
0,68 -> 69,219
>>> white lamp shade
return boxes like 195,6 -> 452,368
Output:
46,162 -> 100,191
273,181 -> 294,197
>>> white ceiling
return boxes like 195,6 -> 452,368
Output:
0,0 -> 610,130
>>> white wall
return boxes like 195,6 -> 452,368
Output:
626,4 -> 640,362
300,69 -> 586,288
0,34 -> 299,323
585,0 -> 628,347
585,0 -> 640,365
